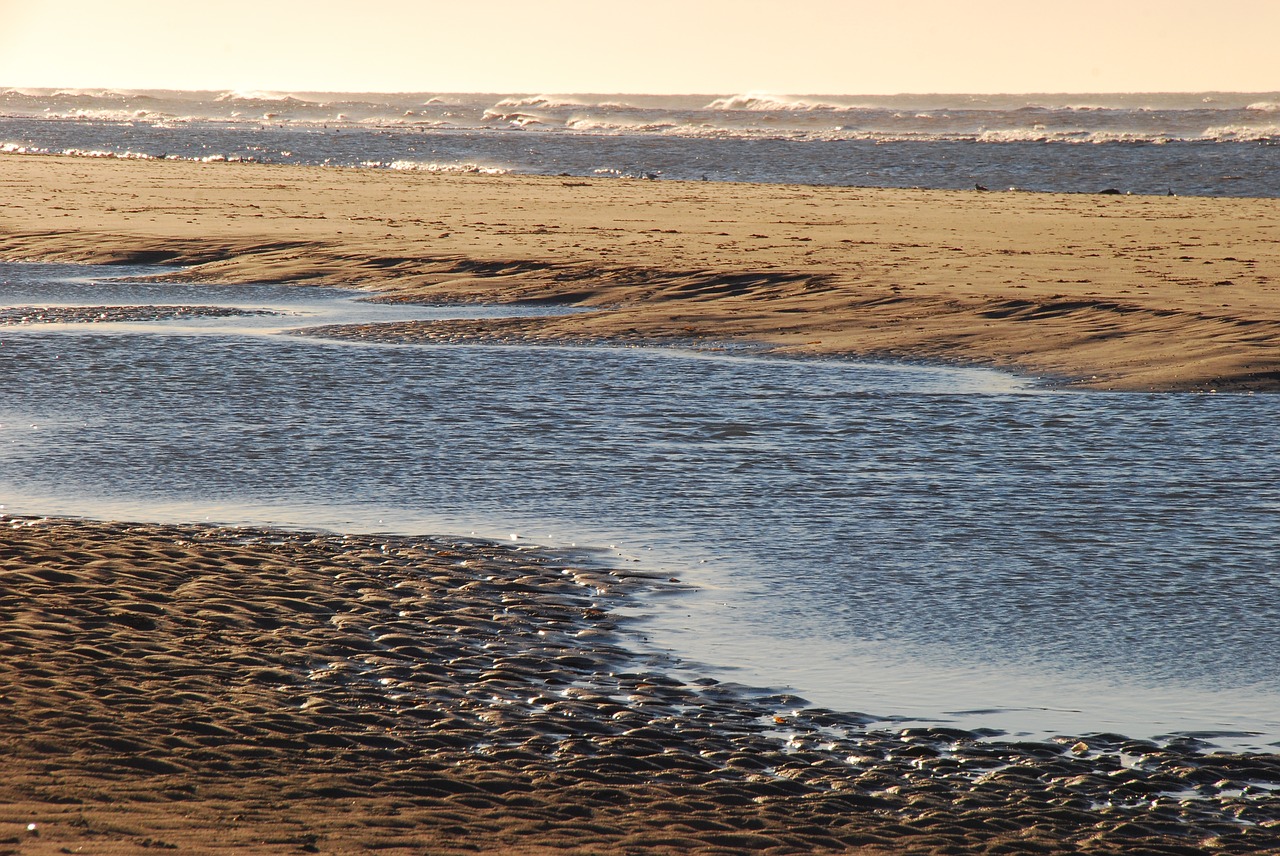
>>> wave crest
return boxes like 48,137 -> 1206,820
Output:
564,116 -> 676,134
1203,123 -> 1280,141
492,95 -> 585,110
703,93 -> 860,112
215,90 -> 312,104
374,160 -> 510,175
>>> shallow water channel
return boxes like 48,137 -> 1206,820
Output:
2,262 -> 1277,752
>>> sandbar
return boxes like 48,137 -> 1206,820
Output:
2,153 -> 1278,390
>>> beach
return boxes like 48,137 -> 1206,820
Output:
1,155 -> 1278,391
2,154 -> 1280,853
3,515 -> 1279,855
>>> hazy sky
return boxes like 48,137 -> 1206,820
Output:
1,0 -> 1276,94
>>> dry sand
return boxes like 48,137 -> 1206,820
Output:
2,153 -> 1279,390
3,515 -> 1278,855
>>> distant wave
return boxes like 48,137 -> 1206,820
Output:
0,144 -> 256,163
49,87 -> 141,99
481,109 -> 546,127
492,95 -> 588,110
1203,123 -> 1280,141
1,144 -> 159,160
1017,103 -> 1129,113
972,128 -> 1169,144
703,93 -> 865,112
564,116 -> 677,134
6,88 -> 1280,152
40,108 -> 170,123
214,90 -> 313,104
375,160 -> 510,175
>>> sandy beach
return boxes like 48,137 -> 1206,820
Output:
2,153 -> 1280,853
1,154 -> 1278,391
2,515 -> 1278,855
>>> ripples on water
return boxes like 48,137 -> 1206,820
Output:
1,263 -> 1277,750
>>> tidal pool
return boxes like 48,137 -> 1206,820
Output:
2,261 -> 1276,751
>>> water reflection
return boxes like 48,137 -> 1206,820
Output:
2,262 -> 1277,751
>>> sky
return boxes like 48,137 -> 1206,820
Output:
1,0 -> 1276,95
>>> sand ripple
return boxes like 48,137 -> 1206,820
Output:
1,516 -> 1277,854
0,305 -> 281,325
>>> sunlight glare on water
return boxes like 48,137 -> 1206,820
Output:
1,262 -> 1277,751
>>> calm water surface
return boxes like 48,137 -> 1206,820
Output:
2,262 -> 1277,751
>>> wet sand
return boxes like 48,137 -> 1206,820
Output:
1,153 -> 1279,390
3,515 -> 1278,855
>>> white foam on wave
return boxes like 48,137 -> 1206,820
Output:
492,95 -> 587,110
61,148 -> 159,160
1018,102 -> 1123,113
703,92 -> 865,112
49,87 -> 139,99
663,124 -> 810,141
1203,123 -> 1280,141
1246,101 -> 1280,113
41,108 -> 168,123
482,109 -> 546,128
974,127 -> 1169,144
565,116 -> 676,134
375,160 -> 510,175
1,147 -> 258,164
215,90 -> 311,104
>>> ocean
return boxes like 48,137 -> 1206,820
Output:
3,88 -> 1279,196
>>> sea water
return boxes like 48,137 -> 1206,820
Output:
2,88 -> 1279,195
1,263 -> 1276,751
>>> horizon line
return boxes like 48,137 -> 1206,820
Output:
4,84 -> 1279,99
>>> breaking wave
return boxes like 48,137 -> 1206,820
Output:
4,88 -> 1279,196
703,93 -> 864,112
1203,123 -> 1280,142
492,95 -> 588,110
564,116 -> 678,134
481,110 -> 545,127
374,160 -> 510,175
48,87 -> 142,99
214,90 -> 313,104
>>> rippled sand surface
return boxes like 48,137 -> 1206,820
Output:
3,515 -> 1278,854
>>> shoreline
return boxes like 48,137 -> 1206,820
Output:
2,153 -> 1278,392
3,513 -> 1278,854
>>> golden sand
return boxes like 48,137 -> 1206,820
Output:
2,153 -> 1278,390
4,516 -> 1277,855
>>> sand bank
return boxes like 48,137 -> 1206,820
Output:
2,154 -> 1278,390
3,515 -> 1278,854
